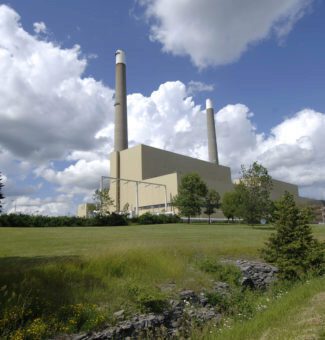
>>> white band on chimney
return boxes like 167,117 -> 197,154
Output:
115,49 -> 126,64
206,98 -> 213,110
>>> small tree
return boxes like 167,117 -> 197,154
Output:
122,203 -> 130,214
262,192 -> 325,281
221,191 -> 238,222
238,162 -> 273,224
204,189 -> 220,224
0,172 -> 4,214
172,173 -> 208,223
93,188 -> 114,215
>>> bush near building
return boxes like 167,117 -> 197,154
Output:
0,213 -> 128,227
137,212 -> 181,225
0,212 -> 182,227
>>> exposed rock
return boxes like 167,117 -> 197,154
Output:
198,292 -> 209,306
58,259 -> 278,340
113,309 -> 125,320
213,281 -> 230,295
158,282 -> 176,292
240,276 -> 255,289
179,289 -> 196,301
234,260 -> 278,290
65,292 -> 221,340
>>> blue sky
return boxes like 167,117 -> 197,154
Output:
9,0 -> 325,130
1,0 -> 325,214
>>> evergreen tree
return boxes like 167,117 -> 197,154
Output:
172,173 -> 208,223
262,192 -> 325,280
0,172 -> 4,214
204,189 -> 220,224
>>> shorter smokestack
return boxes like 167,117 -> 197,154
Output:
206,99 -> 219,164
114,49 -> 128,152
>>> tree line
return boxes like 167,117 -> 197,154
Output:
172,161 -> 274,224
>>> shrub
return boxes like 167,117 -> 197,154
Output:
93,213 -> 128,226
137,293 -> 169,313
137,212 -> 180,225
0,213 -> 128,227
206,287 -> 258,319
199,259 -> 241,286
126,282 -> 168,313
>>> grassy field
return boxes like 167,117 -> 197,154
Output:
0,223 -> 279,258
0,223 -> 325,339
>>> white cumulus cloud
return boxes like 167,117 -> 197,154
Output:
36,159 -> 109,195
7,195 -> 72,216
0,4 -> 114,163
0,4 -> 114,211
140,0 -> 313,68
187,81 -> 214,95
215,105 -> 325,199
33,21 -> 47,34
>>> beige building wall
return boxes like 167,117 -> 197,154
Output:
108,143 -> 313,218
109,144 -> 233,214
77,203 -> 96,218
270,179 -> 299,200
233,178 -> 300,202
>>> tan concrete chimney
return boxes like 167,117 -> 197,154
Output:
206,99 -> 219,164
114,49 -> 128,152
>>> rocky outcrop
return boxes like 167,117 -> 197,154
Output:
62,289 -> 221,340
234,259 -> 278,290
57,260 -> 278,340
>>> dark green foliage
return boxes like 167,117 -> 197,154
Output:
199,259 -> 242,286
236,162 -> 273,224
0,213 -> 127,227
0,212 -> 182,227
0,212 -> 183,227
172,173 -> 208,223
94,213 -> 128,226
137,293 -> 168,313
137,212 -> 181,225
0,172 -> 4,214
206,289 -> 256,318
126,283 -> 168,313
221,191 -> 241,222
262,192 -> 325,281
204,189 -> 220,224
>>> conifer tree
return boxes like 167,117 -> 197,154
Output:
262,192 -> 325,280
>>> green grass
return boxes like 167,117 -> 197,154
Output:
199,276 -> 325,340
0,223 -> 274,258
0,223 -> 324,339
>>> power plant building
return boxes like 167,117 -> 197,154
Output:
102,49 -> 305,217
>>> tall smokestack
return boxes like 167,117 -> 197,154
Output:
206,99 -> 219,164
114,49 -> 128,151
